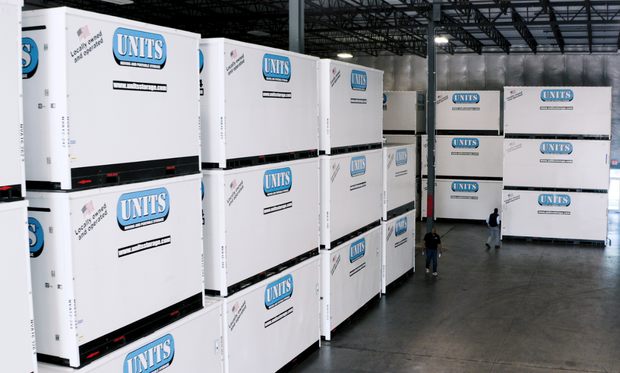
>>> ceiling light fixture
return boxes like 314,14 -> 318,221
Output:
247,30 -> 270,37
337,52 -> 353,58
434,36 -> 449,44
101,0 -> 134,4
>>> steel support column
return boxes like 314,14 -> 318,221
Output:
426,2 -> 439,233
289,0 -> 304,53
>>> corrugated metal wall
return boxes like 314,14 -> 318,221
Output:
351,54 -> 620,164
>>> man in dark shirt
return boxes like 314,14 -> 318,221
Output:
422,227 -> 442,276
486,208 -> 500,249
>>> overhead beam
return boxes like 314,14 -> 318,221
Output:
585,0 -> 593,53
451,0 -> 511,53
548,8 -> 566,53
511,6 -> 538,53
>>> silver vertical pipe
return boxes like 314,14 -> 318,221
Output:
289,0 -> 304,53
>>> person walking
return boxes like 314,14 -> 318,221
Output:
422,227 -> 442,276
486,208 -> 500,249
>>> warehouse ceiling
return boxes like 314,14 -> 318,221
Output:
22,0 -> 620,58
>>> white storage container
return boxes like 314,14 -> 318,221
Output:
320,149 -> 382,249
22,8 -> 200,190
421,178 -> 502,220
0,0 -> 25,200
382,91 -> 426,134
501,190 -> 608,243
382,143 -> 416,220
1,200 -> 38,373
384,135 -> 420,177
320,226 -> 381,340
435,91 -> 500,133
223,256 -> 319,373
203,158 -> 319,296
503,138 -> 610,190
504,87 -> 611,137
421,135 -> 503,178
27,174 -> 204,368
38,298 -> 224,373
319,59 -> 383,153
200,38 -> 319,168
381,209 -> 415,294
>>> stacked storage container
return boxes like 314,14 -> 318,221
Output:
1,2 -> 38,372
502,87 -> 611,244
381,144 -> 416,293
200,39 -> 320,372
319,60 -> 383,340
382,91 -> 426,217
22,8 -> 211,370
421,91 -> 503,220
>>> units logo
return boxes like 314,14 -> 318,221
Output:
263,54 -> 291,82
350,156 -> 367,177
452,93 -> 480,104
451,182 -> 479,192
383,93 -> 387,104
350,238 -> 366,263
541,89 -> 573,101
117,188 -> 170,231
28,217 -> 44,258
395,149 -> 408,166
540,142 -> 573,154
538,194 -> 571,206
124,334 -> 174,373
263,167 -> 292,196
199,49 -> 204,73
452,138 -> 479,148
395,217 -> 407,236
351,70 -> 367,91
264,274 -> 293,310
113,28 -> 166,69
22,37 -> 39,79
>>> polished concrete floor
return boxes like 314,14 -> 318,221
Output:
294,213 -> 620,373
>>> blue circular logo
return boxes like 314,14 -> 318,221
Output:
28,217 -> 44,258
22,37 -> 39,79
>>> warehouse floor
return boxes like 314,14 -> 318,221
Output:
294,213 -> 620,373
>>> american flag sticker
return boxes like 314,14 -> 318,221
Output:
508,193 -> 513,198
232,301 -> 239,314
230,49 -> 238,60
77,25 -> 90,41
230,179 -> 237,190
510,90 -> 516,95
332,67 -> 337,75
81,200 -> 95,217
